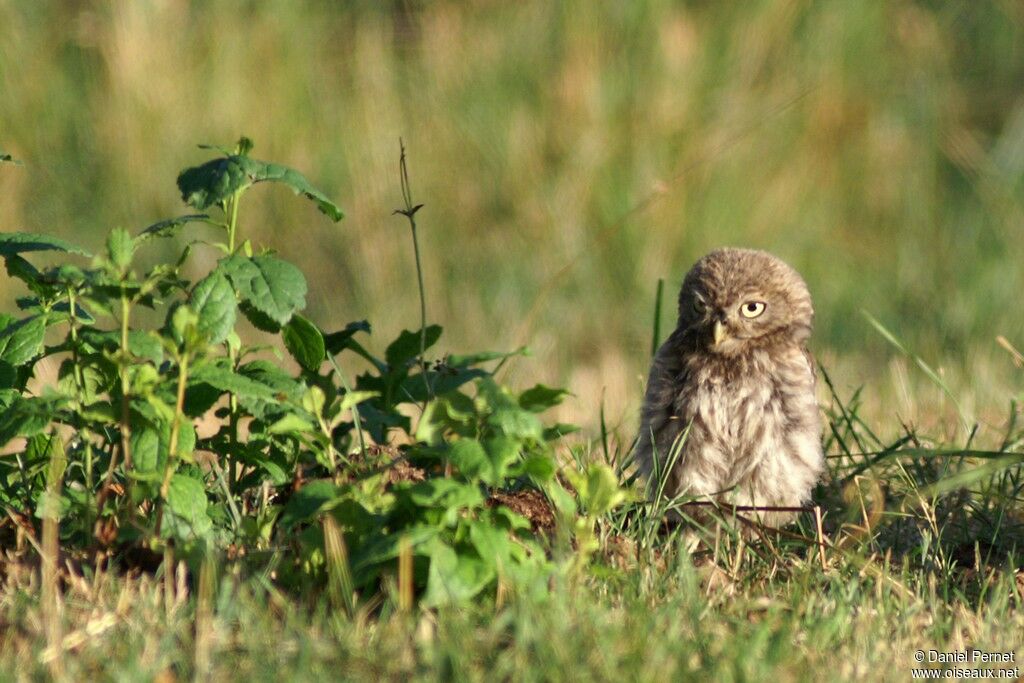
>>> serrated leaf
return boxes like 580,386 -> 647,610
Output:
0,395 -> 65,447
131,427 -> 161,476
446,438 -> 489,482
246,160 -> 345,221
168,420 -> 197,460
237,360 -> 303,399
0,315 -> 46,365
323,320 -> 371,355
349,526 -> 439,577
164,474 -> 212,540
267,412 -> 315,435
404,478 -> 484,510
0,232 -> 90,257
189,365 -> 279,402
5,255 -> 52,298
176,156 -> 250,210
565,463 -> 628,517
488,407 -> 544,441
518,384 -> 571,412
221,253 -> 306,326
482,435 -> 520,486
401,367 -> 486,403
191,270 -> 236,344
165,303 -> 198,348
57,358 -> 111,402
77,329 -> 163,364
422,540 -> 494,607
106,228 -> 134,270
128,331 -> 164,365
339,390 -> 379,413
0,388 -> 18,411
137,214 -> 209,241
385,325 -> 443,368
508,453 -> 557,482
469,521 -> 517,570
279,480 -> 343,528
446,347 -> 528,367
17,298 -> 94,325
442,436 -> 520,489
176,153 -> 343,221
258,458 -> 289,485
238,301 -> 282,333
283,313 -> 325,372
301,385 -> 326,416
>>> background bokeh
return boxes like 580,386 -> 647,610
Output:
1,1 -> 1023,436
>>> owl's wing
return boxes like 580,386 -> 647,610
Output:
635,329 -> 688,484
801,345 -> 817,386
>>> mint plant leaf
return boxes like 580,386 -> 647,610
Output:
0,232 -> 90,257
283,314 -> 325,372
106,228 -> 134,271
279,480 -> 344,529
164,473 -> 213,540
177,151 -> 343,221
189,365 -> 279,402
0,395 -> 65,448
176,156 -> 250,210
385,325 -> 443,368
221,254 -> 306,326
518,384 -> 571,412
137,214 -> 210,241
245,160 -> 344,222
191,270 -> 237,344
0,315 -> 46,365
422,540 -> 494,607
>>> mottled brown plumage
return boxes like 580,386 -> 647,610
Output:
635,248 -> 823,527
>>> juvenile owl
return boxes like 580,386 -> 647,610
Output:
635,248 -> 823,528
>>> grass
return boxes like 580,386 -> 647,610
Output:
2,552 -> 1020,682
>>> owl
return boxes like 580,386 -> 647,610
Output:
635,248 -> 824,528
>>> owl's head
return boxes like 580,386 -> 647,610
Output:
676,248 -> 814,356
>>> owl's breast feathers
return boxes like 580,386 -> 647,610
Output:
636,333 -> 823,511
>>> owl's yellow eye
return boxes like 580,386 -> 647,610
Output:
739,301 -> 766,318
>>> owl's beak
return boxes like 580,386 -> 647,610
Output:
712,320 -> 727,347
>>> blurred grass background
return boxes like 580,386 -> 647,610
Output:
1,0 -> 1023,435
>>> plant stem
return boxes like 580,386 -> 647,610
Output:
226,191 -> 241,253
67,288 -> 96,531
224,190 -> 243,492
228,344 -> 239,493
118,291 -> 132,470
395,140 -> 431,406
328,354 -> 367,460
96,290 -> 132,528
155,352 -> 189,537
411,223 -> 427,366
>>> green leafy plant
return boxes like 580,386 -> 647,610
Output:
0,137 -> 609,608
